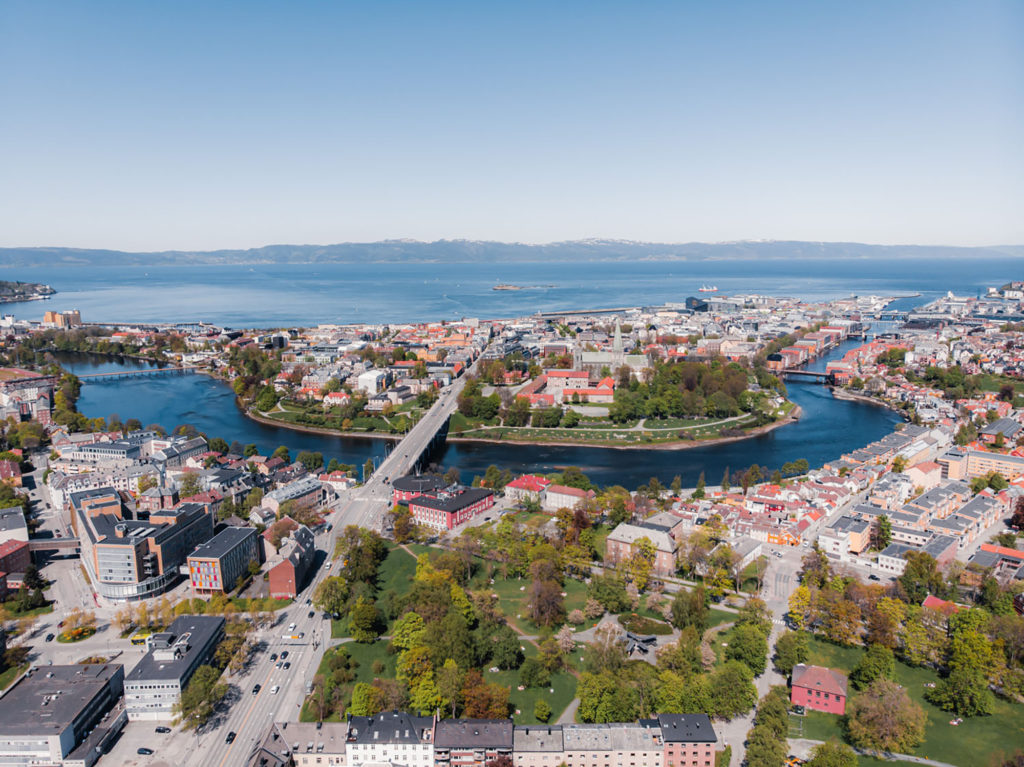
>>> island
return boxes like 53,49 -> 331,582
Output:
0,280 -> 55,304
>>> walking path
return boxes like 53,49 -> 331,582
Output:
787,739 -> 959,767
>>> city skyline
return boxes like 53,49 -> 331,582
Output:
1,1 -> 1022,251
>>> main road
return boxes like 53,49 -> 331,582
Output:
178,354 -> 483,767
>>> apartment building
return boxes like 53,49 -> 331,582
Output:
657,714 -> 717,767
187,526 -> 262,595
434,719 -> 513,767
345,711 -> 434,767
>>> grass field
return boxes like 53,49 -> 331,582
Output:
795,636 -> 1024,767
0,663 -> 27,691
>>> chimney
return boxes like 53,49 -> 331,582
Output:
114,523 -> 127,538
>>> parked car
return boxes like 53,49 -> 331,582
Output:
307,611 -> 315,619
45,633 -> 54,642
275,661 -> 282,668
252,684 -> 261,695
155,726 -> 171,734
280,651 -> 288,659
225,732 -> 236,744
138,748 -> 154,756
269,653 -> 278,661
868,574 -> 881,581
283,662 -> 291,670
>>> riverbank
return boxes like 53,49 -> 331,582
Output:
446,405 -> 803,451
244,409 -> 403,442
831,386 -> 907,416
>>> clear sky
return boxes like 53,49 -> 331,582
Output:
1,1 -> 1021,250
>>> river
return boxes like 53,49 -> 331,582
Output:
55,340 -> 902,488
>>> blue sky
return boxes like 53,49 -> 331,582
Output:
1,1 -> 1021,250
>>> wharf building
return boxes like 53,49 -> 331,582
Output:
187,525 -> 262,595
71,487 -> 214,601
123,614 -> 225,721
0,663 -> 126,767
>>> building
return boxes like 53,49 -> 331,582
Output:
268,525 -> 316,599
73,490 -> 214,601
408,487 -> 495,531
0,458 -> 22,487
939,448 -> 1024,481
542,484 -> 596,512
560,723 -> 663,767
0,538 -> 31,583
0,507 -> 28,545
263,475 -> 327,515
434,719 -> 514,767
281,721 -> 348,767
0,663 -> 125,767
187,526 -> 262,595
504,474 -> 552,505
345,711 -> 434,767
43,309 -> 82,328
605,524 -> 678,577
0,367 -> 57,424
513,725 -> 565,767
356,370 -> 388,395
392,473 -> 448,504
819,515 -> 871,557
657,713 -> 717,767
790,664 -> 848,715
124,615 -> 225,721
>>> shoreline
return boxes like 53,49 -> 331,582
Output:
243,401 -> 804,452
830,386 -> 907,417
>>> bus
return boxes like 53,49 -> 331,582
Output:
130,630 -> 152,646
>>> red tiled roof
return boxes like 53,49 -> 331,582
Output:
0,539 -> 28,559
791,664 -> 848,697
922,595 -> 964,614
507,474 -> 552,493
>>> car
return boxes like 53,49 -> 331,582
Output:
287,623 -> 296,631
791,704 -> 806,716
316,720 -> 322,730
155,726 -> 171,734
270,685 -> 280,694
225,731 -> 237,744
305,598 -> 311,605
280,651 -> 288,659
275,661 -> 282,668
252,684 -> 261,695
308,611 -> 315,619
269,653 -> 278,661
45,633 -> 54,642
137,748 -> 154,755
868,574 -> 881,581
283,662 -> 291,669
323,561 -> 332,570
775,551 -> 783,558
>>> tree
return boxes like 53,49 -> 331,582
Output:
391,611 -> 427,652
846,678 -> 927,754
899,551 -> 948,604
350,597 -> 382,643
437,659 -> 464,717
725,623 -> 769,676
178,471 -> 202,497
925,667 -> 995,717
313,576 -> 349,616
774,630 -> 809,675
720,467 -> 731,493
528,579 -> 566,627
621,536 -> 655,590
692,472 -> 706,500
850,645 -> 895,691
670,586 -> 708,633
534,699 -> 552,723
244,443 -> 259,457
806,740 -> 858,767
272,445 -> 291,463
519,657 -> 551,688
585,624 -> 627,674
350,682 -> 385,716
707,661 -> 757,718
871,514 -> 892,550
788,585 -> 813,630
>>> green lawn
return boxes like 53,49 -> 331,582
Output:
1,601 -> 54,618
0,663 -> 27,691
800,636 -> 1024,767
706,607 -> 736,629
494,667 -> 577,724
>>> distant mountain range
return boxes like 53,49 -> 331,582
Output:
0,240 -> 1021,267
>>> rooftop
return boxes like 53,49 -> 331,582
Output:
656,714 -> 717,744
188,525 -> 257,561
434,719 -> 514,748
791,664 -> 848,697
0,664 -> 122,735
126,615 -> 225,682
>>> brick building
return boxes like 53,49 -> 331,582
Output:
408,487 -> 495,532
790,664 -> 848,715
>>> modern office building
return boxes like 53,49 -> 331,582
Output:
124,614 -> 225,721
73,488 -> 214,601
187,526 -> 262,595
0,664 -> 125,767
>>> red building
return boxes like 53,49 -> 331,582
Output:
791,664 -> 848,715
267,525 -> 315,599
0,539 -> 30,576
409,487 -> 495,531
391,473 -> 448,505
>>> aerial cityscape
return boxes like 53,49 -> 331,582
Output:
0,3 -> 1022,767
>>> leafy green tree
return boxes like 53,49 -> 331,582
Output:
925,667 -> 995,717
725,622 -> 769,676
774,630 -> 809,675
534,699 -> 552,723
898,551 -> 948,604
350,682 -> 385,716
391,611 -> 427,652
313,576 -> 349,616
350,597 -> 382,643
806,740 -> 858,767
850,644 -> 896,690
670,586 -> 708,633
655,669 -> 711,713
708,661 -> 757,718
272,445 -> 291,463
244,443 -> 259,457
519,657 -> 551,688
692,472 -> 706,499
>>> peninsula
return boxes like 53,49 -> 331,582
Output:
0,280 -> 55,303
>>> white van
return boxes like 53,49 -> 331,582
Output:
270,685 -> 280,695
288,622 -> 296,631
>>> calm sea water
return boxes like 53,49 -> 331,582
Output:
7,256 -> 1022,327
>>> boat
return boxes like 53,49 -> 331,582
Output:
493,284 -> 523,291
698,284 -> 718,292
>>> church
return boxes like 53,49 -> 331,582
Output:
573,320 -> 649,377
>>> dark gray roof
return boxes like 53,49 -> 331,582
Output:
392,473 -> 447,495
189,525 -> 257,561
409,487 -> 493,514
434,719 -> 513,748
657,714 -> 717,744
0,664 -> 122,735
125,615 -> 224,682
346,711 -> 433,745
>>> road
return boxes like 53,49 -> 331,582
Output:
160,361 -> 480,767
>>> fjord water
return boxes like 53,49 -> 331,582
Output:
56,340 -> 901,488
10,256 -> 1022,327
